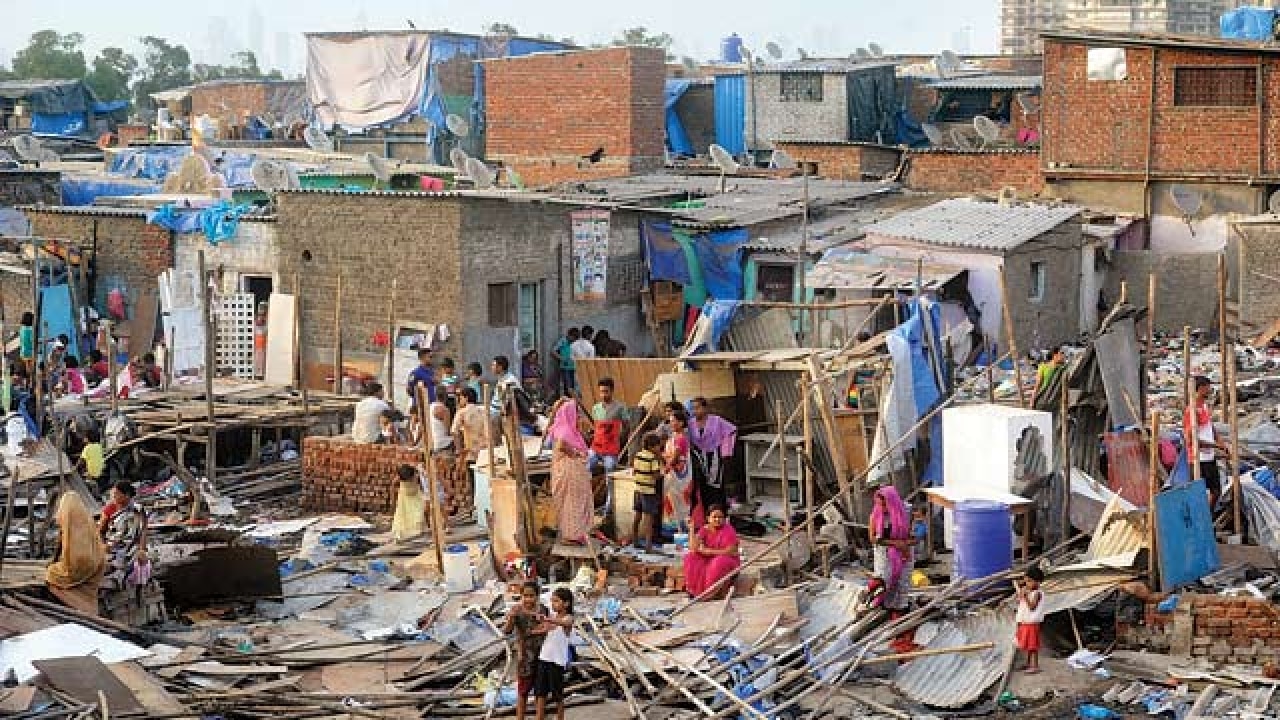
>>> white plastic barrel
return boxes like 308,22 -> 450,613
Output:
443,544 -> 473,593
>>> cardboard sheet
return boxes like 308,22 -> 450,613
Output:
263,292 -> 296,386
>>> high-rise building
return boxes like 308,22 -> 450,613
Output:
1003,0 -> 1279,54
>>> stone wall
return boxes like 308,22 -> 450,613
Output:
1118,594 -> 1280,665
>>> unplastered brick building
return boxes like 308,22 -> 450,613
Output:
483,46 -> 666,186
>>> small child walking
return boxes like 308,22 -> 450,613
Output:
534,587 -> 575,720
502,581 -> 548,720
1015,566 -> 1046,674
630,432 -> 663,549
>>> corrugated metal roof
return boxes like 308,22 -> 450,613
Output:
929,74 -> 1042,90
895,608 -> 1015,708
864,198 -> 1081,252
1083,495 -> 1148,562
18,205 -> 146,218
1040,564 -> 1139,615
759,58 -> 899,75
774,140 -> 902,149
907,146 -> 1039,156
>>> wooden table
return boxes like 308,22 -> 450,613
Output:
922,486 -> 1034,562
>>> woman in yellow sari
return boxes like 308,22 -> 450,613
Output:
45,491 -> 106,616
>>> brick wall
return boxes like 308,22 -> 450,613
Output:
1118,594 -> 1280,664
273,192 -> 465,386
773,142 -> 903,181
301,437 -> 472,515
24,210 -> 172,324
748,73 -> 849,149
905,150 -> 1044,195
1043,39 -> 1280,177
484,47 -> 666,186
191,83 -> 269,121
1107,250 -> 1219,332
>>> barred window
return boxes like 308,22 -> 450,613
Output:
1173,67 -> 1257,107
780,73 -> 824,102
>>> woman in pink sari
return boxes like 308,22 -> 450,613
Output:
547,400 -> 594,544
683,505 -> 740,599
869,485 -> 913,611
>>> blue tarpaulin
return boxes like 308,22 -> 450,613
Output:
92,99 -> 129,114
1155,480 -> 1220,589
643,220 -> 692,285
665,79 -> 694,156
692,229 -> 746,301
61,176 -> 159,206
1221,7 -> 1275,40
148,201 -> 252,243
39,284 -> 78,358
109,146 -> 258,188
697,299 -> 739,353
889,300 -> 948,484
713,75 -> 746,155
31,112 -> 87,137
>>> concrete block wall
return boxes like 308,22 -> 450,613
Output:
1004,222 -> 1086,351
1042,39 -> 1280,176
773,142 -> 903,181
1119,594 -> 1280,665
748,73 -> 849,149
173,221 -> 280,296
273,192 -> 465,386
905,150 -> 1044,196
484,47 -> 666,186
1106,250 -> 1218,332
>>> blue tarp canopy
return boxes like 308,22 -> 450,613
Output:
1221,7 -> 1275,40
692,228 -> 746,301
31,112 -> 87,137
665,79 -> 694,156
108,146 -> 257,188
643,220 -> 692,285
61,177 -> 159,206
0,79 -> 126,138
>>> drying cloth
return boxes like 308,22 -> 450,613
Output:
306,32 -> 432,129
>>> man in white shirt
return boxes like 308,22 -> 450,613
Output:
351,382 -> 391,444
570,325 -> 596,361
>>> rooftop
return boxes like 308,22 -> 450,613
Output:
1042,28 -> 1280,54
864,197 -> 1081,252
806,250 -> 966,291
756,58 -> 899,74
928,74 -> 1042,91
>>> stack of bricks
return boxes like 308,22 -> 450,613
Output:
1117,593 -> 1280,666
301,437 -> 475,517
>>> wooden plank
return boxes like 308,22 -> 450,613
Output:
0,687 -> 35,713
576,358 -> 673,406
263,292 -> 296,386
625,626 -> 703,649
653,368 -> 736,400
109,661 -> 189,714
33,656 -> 144,715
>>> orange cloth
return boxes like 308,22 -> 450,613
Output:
46,492 -> 106,615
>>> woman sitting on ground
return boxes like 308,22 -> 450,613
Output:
682,504 -> 740,600
45,492 -> 106,616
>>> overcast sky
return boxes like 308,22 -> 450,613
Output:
3,0 -> 1000,74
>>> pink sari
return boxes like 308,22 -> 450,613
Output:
548,402 -> 593,543
683,523 -> 741,598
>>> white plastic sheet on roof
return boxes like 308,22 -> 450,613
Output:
306,33 -> 431,130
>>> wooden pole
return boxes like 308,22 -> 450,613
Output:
800,375 -> 815,547
1218,254 -> 1228,417
1147,273 -> 1156,353
998,264 -> 1028,408
775,399 -> 792,585
415,385 -> 447,573
386,279 -> 397,409
1184,326 -> 1199,481
293,273 -> 309,416
1060,379 -> 1071,546
332,275 -> 343,395
31,244 -> 42,433
506,394 -> 536,550
482,384 -> 496,481
1228,348 -> 1242,538
0,466 -> 19,578
1147,411 -> 1160,585
106,320 -> 118,415
198,250 -> 214,522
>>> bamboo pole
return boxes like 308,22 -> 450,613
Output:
332,275 -> 343,395
1184,326 -> 1199,481
482,384 -> 496,481
1228,347 -> 1242,538
1218,254 -> 1228,417
0,466 -> 19,578
998,264 -> 1028,408
1147,411 -> 1160,584
415,385 -> 447,574
1060,379 -> 1071,546
801,374 -> 815,547
31,243 -> 42,433
1147,272 -> 1156,353
776,399 -> 792,585
197,251 -> 214,517
106,320 -> 118,414
386,278 -> 397,409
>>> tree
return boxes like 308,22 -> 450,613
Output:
12,30 -> 86,79
191,51 -> 280,84
486,22 -> 519,36
613,27 -> 674,58
85,47 -> 137,100
132,36 -> 191,116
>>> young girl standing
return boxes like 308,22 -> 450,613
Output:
1015,566 -> 1046,674
502,581 -> 549,720
534,587 -> 575,720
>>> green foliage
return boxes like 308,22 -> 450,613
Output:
12,30 -> 87,80
487,23 -> 519,36
133,36 -> 192,114
85,47 -> 137,101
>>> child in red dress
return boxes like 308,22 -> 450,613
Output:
1015,566 -> 1046,674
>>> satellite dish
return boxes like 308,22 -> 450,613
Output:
506,166 -> 524,190
12,136 -> 58,163
998,186 -> 1018,206
868,42 -> 884,57
303,126 -> 333,152
449,147 -> 471,177
765,42 -> 783,59
1169,184 -> 1203,217
1016,93 -> 1040,116
933,49 -> 962,79
681,56 -> 698,71
770,148 -> 797,170
973,115 -> 1001,147
855,47 -> 871,60
250,159 -> 294,192
465,157 -> 496,189
365,152 -> 392,188
710,144 -> 739,193
921,123 -> 945,146
445,114 -> 470,138
796,47 -> 809,60
949,127 -> 976,150
1268,189 -> 1280,215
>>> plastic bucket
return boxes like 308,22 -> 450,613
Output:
443,544 -> 473,593
953,500 -> 1013,581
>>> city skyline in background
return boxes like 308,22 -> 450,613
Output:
2,0 -> 999,77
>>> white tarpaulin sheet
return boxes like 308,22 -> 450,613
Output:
306,32 -> 432,129
0,624 -> 150,683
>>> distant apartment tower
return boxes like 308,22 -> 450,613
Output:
1004,0 -> 1279,53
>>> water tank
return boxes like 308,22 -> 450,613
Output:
721,33 -> 744,64
952,500 -> 1013,581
